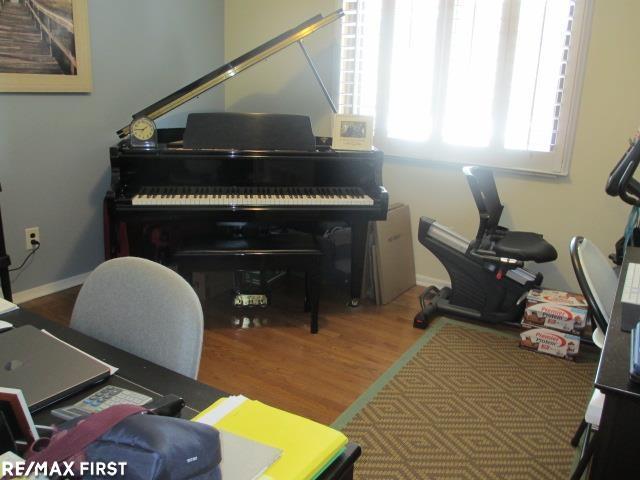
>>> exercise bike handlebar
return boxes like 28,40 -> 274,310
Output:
469,249 -> 525,268
607,139 -> 640,206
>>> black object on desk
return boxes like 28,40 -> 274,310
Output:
0,308 -> 361,480
145,394 -> 186,417
592,246 -> 640,478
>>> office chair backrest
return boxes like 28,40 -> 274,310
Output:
569,237 -> 618,334
463,166 -> 504,241
71,257 -> 203,378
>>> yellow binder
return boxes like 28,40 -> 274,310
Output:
194,398 -> 347,480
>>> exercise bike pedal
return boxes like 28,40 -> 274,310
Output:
438,286 -> 451,299
413,311 -> 430,329
423,285 -> 440,297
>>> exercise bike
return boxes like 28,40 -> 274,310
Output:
606,137 -> 640,264
414,166 -> 557,328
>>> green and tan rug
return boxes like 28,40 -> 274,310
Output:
333,319 -> 597,479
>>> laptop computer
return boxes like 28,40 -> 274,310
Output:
0,325 -> 110,412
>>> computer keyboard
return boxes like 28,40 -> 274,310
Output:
623,263 -> 640,304
51,385 -> 152,420
621,262 -> 640,331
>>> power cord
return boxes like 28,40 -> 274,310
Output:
9,240 -> 40,272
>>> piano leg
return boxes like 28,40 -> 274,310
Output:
0,200 -> 12,301
103,197 -> 117,259
350,221 -> 368,307
0,258 -> 11,301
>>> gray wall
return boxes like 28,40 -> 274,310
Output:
0,0 -> 225,294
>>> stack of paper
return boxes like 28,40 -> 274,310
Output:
218,430 -> 282,480
0,297 -> 18,315
194,395 -> 347,480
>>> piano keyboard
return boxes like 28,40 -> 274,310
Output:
131,186 -> 375,207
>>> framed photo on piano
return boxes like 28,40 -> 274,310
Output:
0,0 -> 92,93
332,114 -> 374,151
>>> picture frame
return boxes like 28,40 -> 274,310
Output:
0,0 -> 92,92
0,387 -> 39,448
331,114 -> 374,151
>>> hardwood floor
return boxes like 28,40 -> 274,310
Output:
20,278 -> 426,425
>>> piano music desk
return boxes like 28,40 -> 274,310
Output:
173,233 -> 324,333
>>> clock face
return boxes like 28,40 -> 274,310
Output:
131,117 -> 156,141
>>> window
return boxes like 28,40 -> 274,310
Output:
338,0 -> 593,175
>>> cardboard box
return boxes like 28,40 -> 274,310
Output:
519,326 -> 581,360
522,288 -> 588,334
365,203 -> 416,305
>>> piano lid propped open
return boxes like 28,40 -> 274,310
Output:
116,9 -> 344,139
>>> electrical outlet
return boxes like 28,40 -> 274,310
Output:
25,227 -> 40,250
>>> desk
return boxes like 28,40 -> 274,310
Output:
1,308 -> 361,480
591,247 -> 640,478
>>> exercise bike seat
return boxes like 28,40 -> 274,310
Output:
492,231 -> 557,263
463,166 -> 557,263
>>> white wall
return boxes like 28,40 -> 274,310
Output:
225,0 -> 639,291
224,0 -> 340,136
0,0 -> 225,295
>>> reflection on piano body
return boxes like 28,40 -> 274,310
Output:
104,10 -> 389,305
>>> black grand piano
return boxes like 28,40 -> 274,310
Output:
104,9 -> 388,306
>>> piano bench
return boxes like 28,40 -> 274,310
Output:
171,233 -> 324,333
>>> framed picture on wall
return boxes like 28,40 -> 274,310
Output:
0,0 -> 92,92
331,114 -> 374,151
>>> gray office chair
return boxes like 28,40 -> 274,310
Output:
569,236 -> 618,480
71,257 -> 203,378
571,236 -> 617,335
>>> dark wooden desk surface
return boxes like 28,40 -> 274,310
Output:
590,246 -> 640,478
1,308 -> 360,480
594,247 -> 640,400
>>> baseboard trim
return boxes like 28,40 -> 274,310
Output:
13,272 -> 448,304
13,272 -> 90,304
415,273 -> 451,288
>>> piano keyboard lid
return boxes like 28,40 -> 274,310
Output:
116,9 -> 344,140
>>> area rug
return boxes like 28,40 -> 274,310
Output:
333,319 -> 597,479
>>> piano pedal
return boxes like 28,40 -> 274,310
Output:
233,293 -> 269,308
348,298 -> 360,308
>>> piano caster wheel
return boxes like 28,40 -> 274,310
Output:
349,298 -> 360,308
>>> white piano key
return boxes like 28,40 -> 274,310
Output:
131,187 -> 375,207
